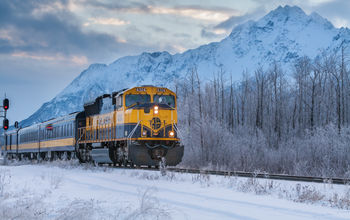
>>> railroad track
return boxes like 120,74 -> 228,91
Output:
108,164 -> 350,185
165,167 -> 350,185
3,157 -> 350,185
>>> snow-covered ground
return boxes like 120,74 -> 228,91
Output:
0,161 -> 349,220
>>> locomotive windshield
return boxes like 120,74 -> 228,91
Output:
125,94 -> 151,107
154,95 -> 175,108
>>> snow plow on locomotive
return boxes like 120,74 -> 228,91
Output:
1,86 -> 184,167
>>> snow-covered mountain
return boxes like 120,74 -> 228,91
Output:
21,5 -> 350,126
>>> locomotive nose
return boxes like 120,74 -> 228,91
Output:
151,117 -> 161,129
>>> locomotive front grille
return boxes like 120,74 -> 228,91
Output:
151,117 -> 161,129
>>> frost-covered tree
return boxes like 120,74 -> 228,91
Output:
177,49 -> 350,178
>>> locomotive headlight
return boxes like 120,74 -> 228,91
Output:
169,131 -> 174,137
154,105 -> 159,114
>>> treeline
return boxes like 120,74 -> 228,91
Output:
175,49 -> 350,178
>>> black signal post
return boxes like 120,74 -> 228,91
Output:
3,119 -> 9,130
3,98 -> 9,110
1,97 -> 11,161
1,97 -> 10,130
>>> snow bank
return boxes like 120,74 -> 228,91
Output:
0,162 -> 349,219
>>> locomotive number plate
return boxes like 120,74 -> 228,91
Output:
136,88 -> 146,92
157,88 -> 165,92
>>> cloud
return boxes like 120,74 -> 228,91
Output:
71,55 -> 89,65
83,17 -> 130,26
214,15 -> 251,30
215,7 -> 265,30
147,6 -> 233,22
201,29 -> 226,39
171,44 -> 187,53
199,7 -> 264,39
173,33 -> 191,38
85,1 -> 238,22
310,0 -> 350,27
0,0 -> 139,64
11,52 -> 89,65
85,0 -> 151,13
148,25 -> 167,33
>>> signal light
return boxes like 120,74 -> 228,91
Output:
3,119 -> 9,130
3,98 -> 9,110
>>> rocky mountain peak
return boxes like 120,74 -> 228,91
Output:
19,5 -> 350,127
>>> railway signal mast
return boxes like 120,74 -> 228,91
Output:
1,98 -> 10,130
1,97 -> 10,162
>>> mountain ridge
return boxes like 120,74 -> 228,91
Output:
20,5 -> 350,126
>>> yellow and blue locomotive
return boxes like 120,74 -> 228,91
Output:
76,85 -> 183,166
1,86 -> 184,166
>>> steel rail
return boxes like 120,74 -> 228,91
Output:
3,157 -> 349,185
107,165 -> 350,185
165,167 -> 350,185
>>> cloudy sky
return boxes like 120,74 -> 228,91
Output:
1,0 -> 350,123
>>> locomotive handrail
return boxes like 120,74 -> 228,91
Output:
78,124 -> 116,143
173,122 -> 182,138
77,128 -> 86,143
127,121 -> 141,145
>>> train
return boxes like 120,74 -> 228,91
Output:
0,86 -> 184,167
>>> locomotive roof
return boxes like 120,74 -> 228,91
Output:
122,86 -> 174,94
84,89 -> 127,107
84,86 -> 173,107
